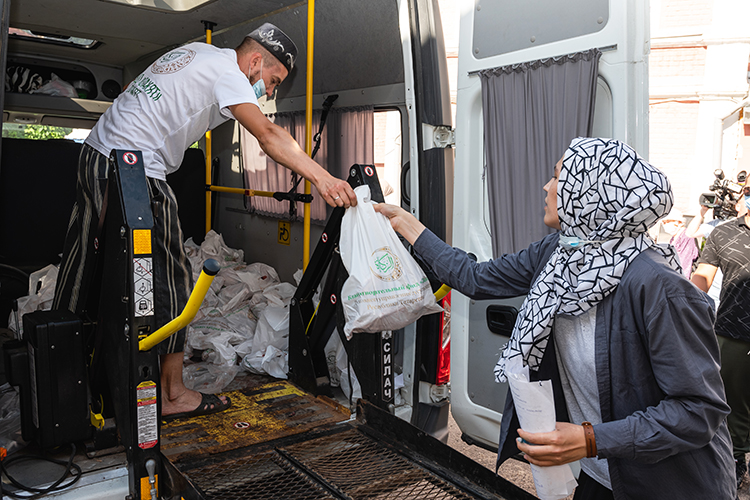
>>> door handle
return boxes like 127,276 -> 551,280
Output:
485,305 -> 518,336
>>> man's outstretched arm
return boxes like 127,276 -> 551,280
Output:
229,102 -> 356,208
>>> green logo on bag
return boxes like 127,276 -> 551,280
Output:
371,246 -> 403,282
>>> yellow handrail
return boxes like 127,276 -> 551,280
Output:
139,260 -> 220,351
209,185 -> 275,197
302,0 -> 315,270
205,23 -> 215,235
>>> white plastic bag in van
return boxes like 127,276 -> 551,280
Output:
339,185 -> 442,338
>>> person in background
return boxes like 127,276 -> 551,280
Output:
691,184 -> 750,490
375,137 -> 734,499
657,209 -> 698,278
53,23 -> 357,421
684,204 -> 725,307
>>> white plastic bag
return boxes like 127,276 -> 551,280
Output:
339,185 -> 442,338
183,363 -> 240,394
9,264 -> 58,336
30,73 -> 78,98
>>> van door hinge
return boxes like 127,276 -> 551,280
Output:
422,124 -> 455,150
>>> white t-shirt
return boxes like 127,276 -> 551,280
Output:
554,306 -> 612,490
87,42 -> 258,180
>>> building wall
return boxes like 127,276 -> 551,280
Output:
650,0 -> 750,217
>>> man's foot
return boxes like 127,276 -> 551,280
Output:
736,457 -> 747,489
162,388 -> 230,419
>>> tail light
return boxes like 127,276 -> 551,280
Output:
436,292 -> 450,385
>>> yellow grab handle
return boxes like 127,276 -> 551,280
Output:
139,259 -> 220,351
434,284 -> 451,302
209,185 -> 275,197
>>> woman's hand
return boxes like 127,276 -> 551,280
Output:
516,422 -> 589,467
373,203 -> 426,245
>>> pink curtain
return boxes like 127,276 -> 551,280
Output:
241,106 -> 374,221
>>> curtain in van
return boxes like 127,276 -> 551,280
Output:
241,106 -> 374,221
479,48 -> 600,256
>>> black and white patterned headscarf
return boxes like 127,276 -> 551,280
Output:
494,137 -> 681,383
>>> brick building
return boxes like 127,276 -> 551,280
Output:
650,0 -> 750,216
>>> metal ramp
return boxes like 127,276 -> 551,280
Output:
174,400 -> 538,500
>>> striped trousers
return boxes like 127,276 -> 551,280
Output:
53,144 -> 192,355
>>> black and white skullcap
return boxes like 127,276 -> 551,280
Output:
494,137 -> 681,383
247,23 -> 298,73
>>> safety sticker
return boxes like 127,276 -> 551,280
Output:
133,257 -> 154,317
133,229 -> 152,255
136,381 -> 158,449
277,221 -> 290,246
122,151 -> 138,165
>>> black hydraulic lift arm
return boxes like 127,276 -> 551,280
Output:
288,164 -> 400,413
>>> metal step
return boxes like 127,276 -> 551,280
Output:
176,400 -> 538,500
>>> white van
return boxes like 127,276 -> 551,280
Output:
0,0 -> 647,497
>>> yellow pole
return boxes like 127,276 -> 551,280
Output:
302,0 -> 315,270
205,24 -> 214,235
209,185 -> 276,197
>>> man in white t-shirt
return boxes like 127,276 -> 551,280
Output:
53,23 -> 356,421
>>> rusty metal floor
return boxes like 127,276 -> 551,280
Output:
169,394 -> 538,500
161,379 -> 350,463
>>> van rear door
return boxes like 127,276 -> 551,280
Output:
451,0 -> 650,449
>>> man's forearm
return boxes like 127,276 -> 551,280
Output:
257,125 -> 323,182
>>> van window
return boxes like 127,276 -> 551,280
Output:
1,123 -> 90,142
241,106 -> 374,221
374,109 -> 402,206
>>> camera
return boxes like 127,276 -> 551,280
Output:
699,169 -> 747,220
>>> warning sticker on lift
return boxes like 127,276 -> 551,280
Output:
137,381 -> 158,449
133,229 -> 152,255
133,257 -> 154,317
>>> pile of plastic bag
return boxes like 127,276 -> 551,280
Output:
8,264 -> 58,337
7,230 -> 361,398
183,230 -> 299,392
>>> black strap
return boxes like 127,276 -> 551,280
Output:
287,94 -> 339,218
290,94 -> 339,194
311,94 -> 339,160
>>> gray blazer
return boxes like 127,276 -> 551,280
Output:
414,230 -> 735,500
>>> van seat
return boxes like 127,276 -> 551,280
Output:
167,147 -> 206,245
0,138 -> 81,275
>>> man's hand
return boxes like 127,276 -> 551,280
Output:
313,171 -> 357,208
516,422 -> 588,467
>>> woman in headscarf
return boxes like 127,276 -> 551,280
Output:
374,137 -> 734,499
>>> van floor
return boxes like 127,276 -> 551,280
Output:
161,373 -> 352,463
0,373 -> 536,500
